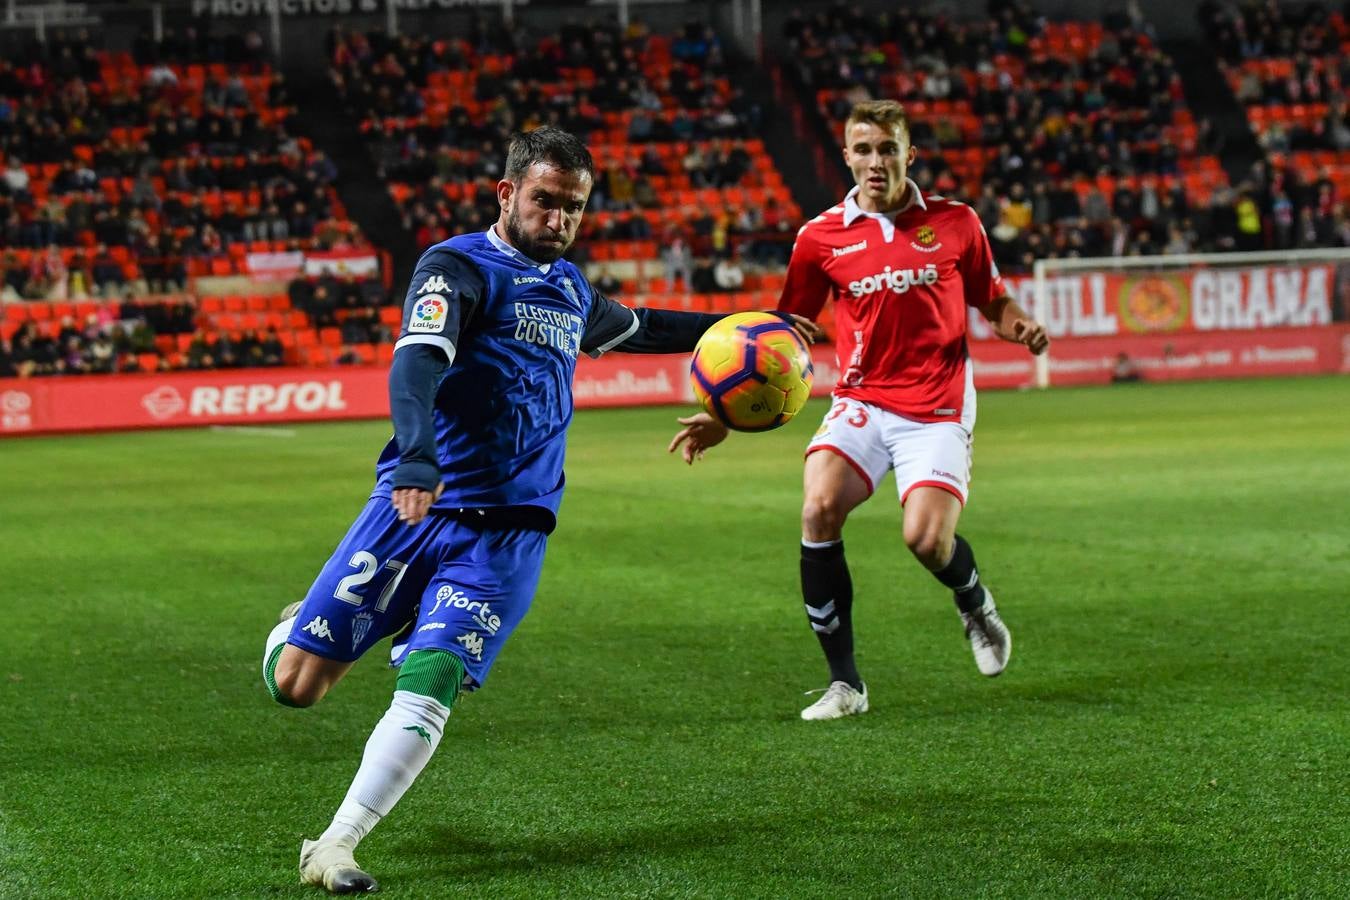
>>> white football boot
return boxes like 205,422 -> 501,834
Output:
800,680 -> 869,720
299,837 -> 379,894
960,589 -> 1011,676
278,600 -> 302,624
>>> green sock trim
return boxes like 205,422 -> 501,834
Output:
395,649 -> 465,708
264,642 -> 303,708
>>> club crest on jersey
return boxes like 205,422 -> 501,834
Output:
911,225 -> 942,252
408,295 -> 447,333
417,275 -> 451,294
351,612 -> 374,651
561,276 -> 580,306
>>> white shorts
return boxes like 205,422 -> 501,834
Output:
805,396 -> 974,505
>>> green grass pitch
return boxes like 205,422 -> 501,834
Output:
2,376 -> 1347,898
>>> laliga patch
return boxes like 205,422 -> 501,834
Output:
408,294 -> 449,333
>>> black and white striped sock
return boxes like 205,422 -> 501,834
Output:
934,533 -> 986,613
801,539 -> 861,690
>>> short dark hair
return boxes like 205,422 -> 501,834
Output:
845,99 -> 910,143
504,126 -> 595,182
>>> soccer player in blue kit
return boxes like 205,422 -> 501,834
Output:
258,127 -> 819,894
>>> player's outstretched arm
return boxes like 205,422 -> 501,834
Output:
388,343 -> 450,525
980,296 -> 1050,355
580,287 -> 822,356
667,412 -> 729,465
387,249 -> 482,525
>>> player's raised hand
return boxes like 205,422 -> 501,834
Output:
668,412 -> 729,465
392,482 -> 444,526
772,312 -> 825,346
1012,318 -> 1049,355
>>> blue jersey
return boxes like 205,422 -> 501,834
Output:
372,227 -> 641,526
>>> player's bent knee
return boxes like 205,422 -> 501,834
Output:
802,494 -> 848,541
905,527 -> 953,571
267,646 -> 343,708
269,668 -> 323,708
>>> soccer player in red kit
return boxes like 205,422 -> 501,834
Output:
670,100 -> 1049,719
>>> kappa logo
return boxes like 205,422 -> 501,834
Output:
512,275 -> 544,286
402,724 -> 432,747
456,631 -> 485,662
301,616 -> 335,642
832,239 -> 867,257
417,275 -> 451,294
351,612 -> 375,651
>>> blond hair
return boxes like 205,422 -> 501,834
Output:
844,100 -> 909,142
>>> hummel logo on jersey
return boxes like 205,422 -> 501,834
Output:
832,239 -> 867,257
301,616 -> 335,642
417,275 -> 451,294
848,264 -> 939,298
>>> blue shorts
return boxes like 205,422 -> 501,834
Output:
286,498 -> 548,690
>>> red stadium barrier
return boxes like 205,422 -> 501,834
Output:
1033,325 -> 1350,387
0,367 -> 388,436
2,331 -> 1346,437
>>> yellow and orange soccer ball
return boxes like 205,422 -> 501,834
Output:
690,312 -> 814,432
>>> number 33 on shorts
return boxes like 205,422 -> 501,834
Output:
806,397 -> 973,504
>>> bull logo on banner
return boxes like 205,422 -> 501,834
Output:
1119,274 -> 1190,333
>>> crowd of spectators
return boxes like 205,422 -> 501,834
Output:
0,29 -> 366,297
1205,1 -> 1350,153
1,316 -> 160,377
1197,2 -> 1350,249
327,19 -> 782,265
781,2 -> 1350,270
1200,0 -> 1346,63
287,274 -> 392,341
0,296 -> 285,378
0,271 -> 400,378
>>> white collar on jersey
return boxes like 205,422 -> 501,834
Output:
486,224 -> 553,274
842,178 -> 926,243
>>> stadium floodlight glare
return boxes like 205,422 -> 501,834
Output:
1029,247 -> 1350,387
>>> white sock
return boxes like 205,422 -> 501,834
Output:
319,690 -> 450,847
262,617 -> 292,680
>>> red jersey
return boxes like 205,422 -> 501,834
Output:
778,181 -> 1007,422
